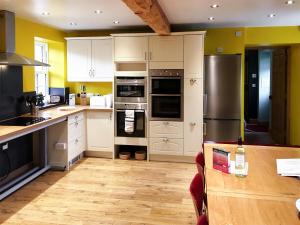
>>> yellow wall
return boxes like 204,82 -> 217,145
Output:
289,45 -> 300,145
15,17 -> 66,91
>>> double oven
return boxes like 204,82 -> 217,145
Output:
114,77 -> 147,138
149,69 -> 184,121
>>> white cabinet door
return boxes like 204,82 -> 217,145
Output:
67,39 -> 91,81
184,78 -> 203,156
149,138 -> 183,155
149,121 -> 183,138
149,36 -> 183,62
114,36 -> 148,62
184,35 -> 204,78
87,111 -> 113,152
92,39 -> 113,81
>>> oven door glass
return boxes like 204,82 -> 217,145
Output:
151,96 -> 181,119
116,110 -> 145,137
117,85 -> 145,98
151,78 -> 181,94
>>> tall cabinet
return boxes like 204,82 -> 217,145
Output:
183,35 -> 204,156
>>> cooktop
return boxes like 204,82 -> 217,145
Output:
0,117 -> 49,126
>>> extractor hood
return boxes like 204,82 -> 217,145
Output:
0,10 -> 50,67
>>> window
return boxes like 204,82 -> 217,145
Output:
34,41 -> 48,96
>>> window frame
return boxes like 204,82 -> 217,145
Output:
34,41 -> 49,96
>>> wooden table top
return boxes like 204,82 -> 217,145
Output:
204,143 -> 300,225
204,143 -> 300,198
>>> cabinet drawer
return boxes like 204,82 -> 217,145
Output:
149,121 -> 183,138
149,138 -> 183,156
68,119 -> 85,141
68,135 -> 85,161
68,112 -> 85,125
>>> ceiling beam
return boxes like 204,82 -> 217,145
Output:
122,0 -> 170,35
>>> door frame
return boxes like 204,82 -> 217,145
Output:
244,46 -> 291,145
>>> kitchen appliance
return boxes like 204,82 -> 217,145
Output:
115,103 -> 147,138
69,94 -> 76,106
0,10 -> 49,66
204,54 -> 242,142
115,77 -> 147,103
0,116 -> 48,126
149,69 -> 183,121
90,96 -> 106,107
50,95 -> 61,103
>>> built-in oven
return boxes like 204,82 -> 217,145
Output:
115,77 -> 147,103
115,103 -> 147,138
149,69 -> 184,121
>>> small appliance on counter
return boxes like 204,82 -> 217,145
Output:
90,96 -> 106,107
69,94 -> 76,106
49,95 -> 61,104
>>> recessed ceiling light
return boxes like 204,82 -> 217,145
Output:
41,12 -> 50,16
94,9 -> 103,14
210,4 -> 219,8
70,22 -> 77,26
268,13 -> 276,18
285,0 -> 295,4
113,20 -> 120,24
208,17 -> 215,21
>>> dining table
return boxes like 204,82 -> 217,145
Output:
204,143 -> 300,225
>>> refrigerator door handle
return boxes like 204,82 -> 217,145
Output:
203,94 -> 208,116
203,122 -> 207,136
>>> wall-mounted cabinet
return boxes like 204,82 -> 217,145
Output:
114,36 -> 148,62
67,38 -> 113,82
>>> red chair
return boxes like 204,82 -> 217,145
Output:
190,172 -> 205,218
197,214 -> 208,225
195,151 -> 205,174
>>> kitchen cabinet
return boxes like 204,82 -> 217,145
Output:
149,36 -> 183,62
114,36 -> 148,62
47,112 -> 86,170
67,38 -> 113,82
184,78 -> 203,156
149,138 -> 183,155
149,121 -> 183,139
184,35 -> 204,78
86,111 -> 113,154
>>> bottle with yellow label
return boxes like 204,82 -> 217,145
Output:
235,137 -> 246,177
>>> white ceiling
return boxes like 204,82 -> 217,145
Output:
0,0 -> 299,31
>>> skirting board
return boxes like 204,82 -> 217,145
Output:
149,154 -> 195,163
84,150 -> 113,159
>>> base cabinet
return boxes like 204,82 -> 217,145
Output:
47,112 -> 86,170
86,111 -> 114,155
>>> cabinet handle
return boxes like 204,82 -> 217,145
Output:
75,139 -> 79,144
149,52 -> 152,61
163,138 -> 169,143
89,70 -> 92,77
75,122 -> 79,126
190,122 -> 196,126
75,116 -> 78,119
190,79 -> 196,85
163,121 -> 169,126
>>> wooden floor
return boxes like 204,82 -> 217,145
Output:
0,158 -> 197,225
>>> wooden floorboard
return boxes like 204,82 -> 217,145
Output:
0,158 -> 197,225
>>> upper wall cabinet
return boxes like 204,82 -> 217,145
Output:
67,38 -> 113,82
149,36 -> 183,62
184,35 -> 204,78
114,36 -> 148,62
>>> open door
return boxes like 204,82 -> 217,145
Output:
270,48 -> 287,144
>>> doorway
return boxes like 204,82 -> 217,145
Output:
244,47 -> 289,145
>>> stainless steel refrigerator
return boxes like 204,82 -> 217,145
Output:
204,54 -> 241,142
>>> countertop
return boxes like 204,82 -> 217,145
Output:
0,105 -> 113,143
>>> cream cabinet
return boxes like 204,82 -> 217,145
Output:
47,112 -> 86,170
149,121 -> 183,139
149,138 -> 183,155
114,36 -> 148,62
149,36 -> 183,62
184,78 -> 203,156
86,111 -> 114,154
67,38 -> 113,82
184,35 -> 204,78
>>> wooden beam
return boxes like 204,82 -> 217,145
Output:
122,0 -> 171,35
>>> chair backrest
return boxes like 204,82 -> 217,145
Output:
197,214 -> 208,225
190,172 -> 205,217
195,151 -> 205,174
